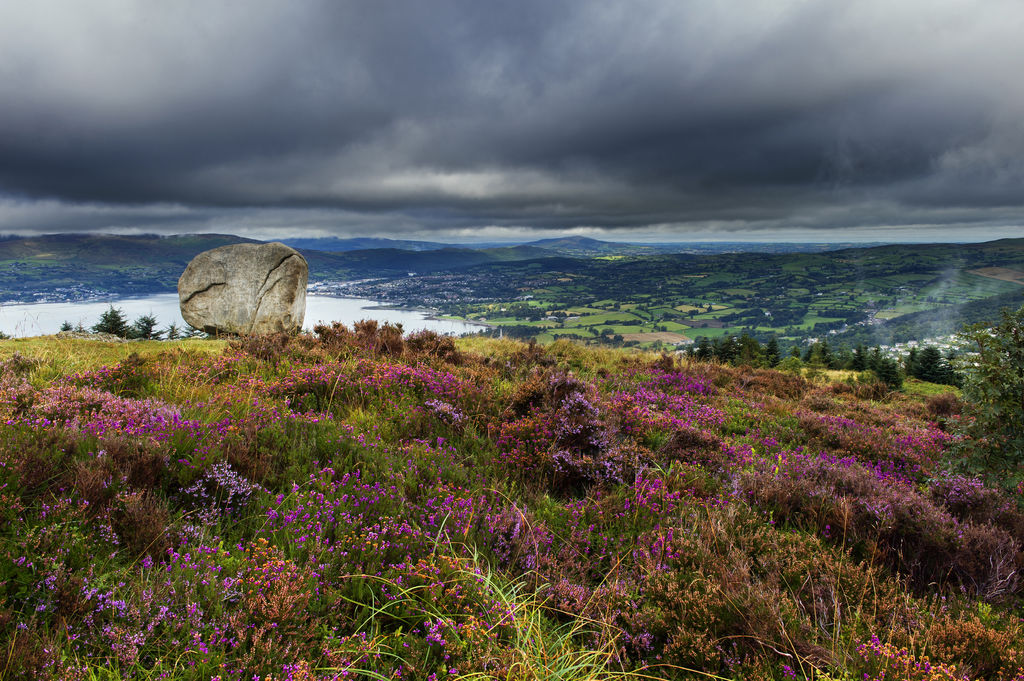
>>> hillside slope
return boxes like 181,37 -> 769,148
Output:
0,233 -> 567,300
1,332 -> 1021,679
0,233 -> 259,300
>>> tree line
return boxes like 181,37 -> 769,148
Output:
61,305 -> 204,340
685,333 -> 961,391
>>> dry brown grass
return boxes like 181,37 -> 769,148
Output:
620,331 -> 692,344
0,335 -> 226,377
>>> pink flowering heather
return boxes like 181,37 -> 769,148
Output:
2,332 -> 1021,681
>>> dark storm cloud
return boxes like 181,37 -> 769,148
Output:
1,0 -> 1023,239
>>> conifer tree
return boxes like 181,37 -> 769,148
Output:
742,332 -> 759,360
91,306 -> 131,337
913,346 -> 957,385
851,344 -> 868,371
905,347 -> 920,377
765,335 -> 781,367
694,336 -> 713,360
872,357 -> 903,390
129,314 -> 162,340
818,339 -> 834,368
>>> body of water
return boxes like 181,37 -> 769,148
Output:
0,293 -> 486,338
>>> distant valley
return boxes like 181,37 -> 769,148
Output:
0,233 -> 1021,348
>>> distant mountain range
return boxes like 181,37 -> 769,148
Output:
280,237 -> 451,252
0,232 -> 260,266
279,235 -> 653,256
0,232 -> 991,310
280,235 -> 882,257
0,233 -> 569,301
0,234 -> 675,299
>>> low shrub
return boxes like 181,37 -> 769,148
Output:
741,453 -> 1022,599
2,333 -> 1021,680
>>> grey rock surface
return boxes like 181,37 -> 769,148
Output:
178,242 -> 307,335
55,331 -> 132,342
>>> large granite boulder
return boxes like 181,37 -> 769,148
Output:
178,242 -> 307,335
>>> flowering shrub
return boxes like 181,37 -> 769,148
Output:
313,319 -> 406,358
72,351 -> 157,397
181,461 -> 265,523
424,398 -> 466,427
928,472 -> 1024,529
856,636 -> 969,681
0,331 -> 1018,680
740,451 -> 1022,599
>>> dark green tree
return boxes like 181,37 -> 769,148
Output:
867,346 -> 884,371
803,340 -> 834,368
865,346 -> 902,389
736,333 -> 762,366
912,346 -> 957,385
715,335 -> 740,363
778,355 -> 803,373
952,305 -> 1024,487
872,357 -> 903,390
129,314 -> 162,340
851,344 -> 867,371
904,347 -> 920,378
59,320 -> 74,332
834,345 -> 854,370
764,335 -> 781,367
165,322 -> 181,341
818,339 -> 834,368
802,344 -> 814,363
694,336 -> 713,361
91,306 -> 131,337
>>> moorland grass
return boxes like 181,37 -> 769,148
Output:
0,329 -> 1017,680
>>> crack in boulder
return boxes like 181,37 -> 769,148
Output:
250,254 -> 301,332
181,281 -> 226,305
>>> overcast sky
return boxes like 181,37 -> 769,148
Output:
1,1 -> 1023,242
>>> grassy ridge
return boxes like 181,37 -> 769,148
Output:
1,330 -> 1022,680
0,234 -> 565,302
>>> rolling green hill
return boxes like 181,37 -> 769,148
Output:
380,238 -> 1024,347
280,236 -> 451,252
521,235 -> 658,256
0,233 -> 258,300
0,232 -> 258,265
0,234 -> 564,301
